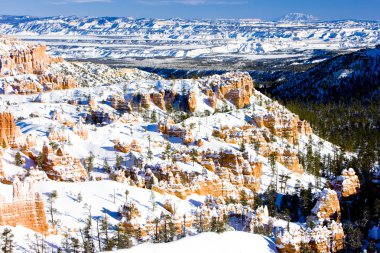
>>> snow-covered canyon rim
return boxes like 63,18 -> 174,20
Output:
0,15 -> 379,61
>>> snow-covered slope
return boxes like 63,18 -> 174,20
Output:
115,231 -> 277,253
0,38 -> 349,252
0,15 -> 379,60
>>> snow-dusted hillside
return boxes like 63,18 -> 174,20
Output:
273,45 -> 380,102
0,15 -> 379,60
116,231 -> 277,253
0,38 -> 355,252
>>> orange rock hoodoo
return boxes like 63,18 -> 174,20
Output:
277,188 -> 344,253
276,221 -> 345,253
331,168 -> 360,198
0,149 -> 4,178
158,119 -> 195,145
0,178 -> 49,235
312,189 -> 341,221
145,148 -> 262,200
202,72 -> 254,109
39,144 -> 88,182
214,125 -> 304,174
0,39 -> 61,76
0,37 -> 76,94
188,92 -> 197,113
0,112 -> 21,148
114,139 -> 142,153
275,149 -> 304,174
152,92 -> 166,111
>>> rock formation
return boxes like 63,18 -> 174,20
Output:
158,119 -> 194,145
201,72 -> 254,109
73,117 -> 89,140
0,112 -> 21,148
275,149 -> 304,174
0,37 -> 76,94
114,139 -> 142,153
152,92 -> 166,111
110,95 -> 131,112
312,189 -> 341,221
39,144 -> 88,182
331,168 -> 360,198
276,221 -> 344,253
140,94 -> 151,109
0,149 -> 4,178
89,109 -> 115,125
187,92 -> 197,112
48,129 -> 68,143
0,178 -> 49,235
0,38 -> 61,76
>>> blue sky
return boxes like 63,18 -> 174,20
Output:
2,0 -> 380,20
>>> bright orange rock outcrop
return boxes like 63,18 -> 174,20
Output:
332,168 -> 360,198
312,189 -> 341,221
0,37 -> 76,94
0,112 -> 21,148
188,91 -> 197,112
276,221 -> 344,253
158,119 -> 194,144
40,144 -> 88,182
0,178 -> 49,235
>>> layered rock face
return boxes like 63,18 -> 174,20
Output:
277,188 -> 344,253
312,189 -> 341,221
109,72 -> 254,113
213,125 -> 304,173
0,37 -> 76,94
0,178 -> 49,235
0,38 -> 61,76
187,92 -> 197,113
0,112 -> 21,148
39,144 -> 88,182
276,221 -> 344,253
198,72 -> 253,109
275,149 -> 304,174
38,73 -> 76,91
152,92 -> 166,111
254,111 -> 312,145
114,139 -> 142,153
125,147 -> 262,200
331,168 -> 360,198
158,119 -> 195,145
0,149 -> 4,178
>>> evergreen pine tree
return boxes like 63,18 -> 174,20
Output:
47,190 -> 58,226
15,152 -> 23,166
103,158 -> 111,173
1,228 -> 14,253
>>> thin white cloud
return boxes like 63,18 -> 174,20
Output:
49,0 -> 111,4
138,0 -> 247,5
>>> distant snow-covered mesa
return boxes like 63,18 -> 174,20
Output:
0,15 -> 379,60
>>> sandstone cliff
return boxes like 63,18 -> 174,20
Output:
331,168 -> 360,198
0,112 -> 21,148
0,178 -> 49,235
0,37 -> 75,94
